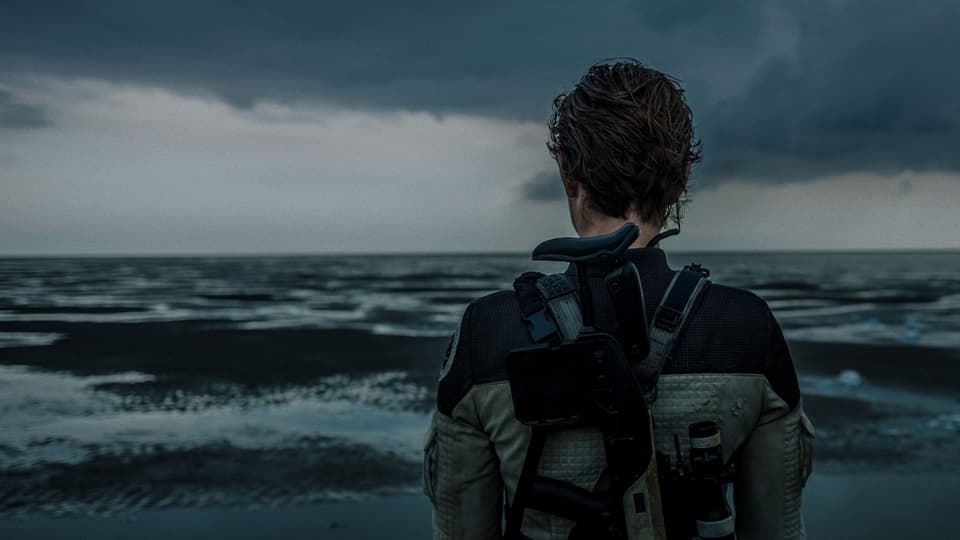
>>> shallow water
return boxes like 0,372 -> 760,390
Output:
0,365 -> 429,472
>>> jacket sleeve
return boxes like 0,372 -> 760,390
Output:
425,405 -> 503,540
733,314 -> 815,540
424,305 -> 504,540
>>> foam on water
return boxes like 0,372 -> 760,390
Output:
0,365 -> 429,471
0,332 -> 66,348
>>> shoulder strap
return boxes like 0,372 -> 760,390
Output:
513,271 -> 559,344
536,273 -> 581,341
514,271 -> 581,343
516,267 -> 708,402
507,272 -> 578,539
504,428 -> 546,539
637,266 -> 710,403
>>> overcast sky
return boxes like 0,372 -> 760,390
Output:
1,1 -> 958,254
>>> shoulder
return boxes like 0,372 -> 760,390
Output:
669,282 -> 781,374
688,282 -> 800,407
471,289 -> 520,316
700,282 -> 777,342
705,282 -> 772,315
436,290 -> 529,416
454,290 -> 525,358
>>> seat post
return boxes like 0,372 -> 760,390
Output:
575,263 -> 596,331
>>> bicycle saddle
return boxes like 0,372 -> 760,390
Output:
532,223 -> 639,265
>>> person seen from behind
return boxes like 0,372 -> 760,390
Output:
424,60 -> 814,540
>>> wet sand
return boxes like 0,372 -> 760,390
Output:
2,473 -> 958,539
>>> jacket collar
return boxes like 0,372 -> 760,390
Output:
624,248 -> 671,273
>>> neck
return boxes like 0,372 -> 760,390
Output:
576,212 -> 662,249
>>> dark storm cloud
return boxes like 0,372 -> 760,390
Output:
1,0 -> 957,182
697,2 -> 960,182
522,171 -> 564,202
0,89 -> 51,129
0,1 -> 768,118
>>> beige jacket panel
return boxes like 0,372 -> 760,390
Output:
426,373 -> 813,539
427,390 -> 503,540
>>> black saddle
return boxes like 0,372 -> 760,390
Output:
532,223 -> 639,265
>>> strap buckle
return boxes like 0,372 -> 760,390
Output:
684,262 -> 710,278
526,309 -> 558,343
653,305 -> 683,331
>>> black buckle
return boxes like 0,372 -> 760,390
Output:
526,309 -> 558,343
684,262 -> 710,278
654,306 -> 682,331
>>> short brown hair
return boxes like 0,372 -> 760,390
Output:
547,60 -> 701,227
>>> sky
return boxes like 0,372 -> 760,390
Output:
1,1 -> 958,254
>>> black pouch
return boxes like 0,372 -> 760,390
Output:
507,333 -> 640,428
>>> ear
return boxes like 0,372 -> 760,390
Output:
561,174 -> 579,199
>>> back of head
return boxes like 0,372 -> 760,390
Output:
548,60 -> 701,228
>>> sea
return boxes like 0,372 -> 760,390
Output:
3,251 -> 958,345
1,251 -> 959,516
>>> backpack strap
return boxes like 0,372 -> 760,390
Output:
516,267 -> 708,402
637,266 -> 710,403
504,427 -> 546,538
514,271 -> 582,343
513,272 -> 560,344
508,266 -> 706,537
536,273 -> 581,341
507,272 -> 560,538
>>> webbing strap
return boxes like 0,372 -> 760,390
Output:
514,272 -> 559,344
505,428 -> 546,538
536,273 -> 581,341
508,274 -> 572,538
638,268 -> 709,403
517,268 -> 708,402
